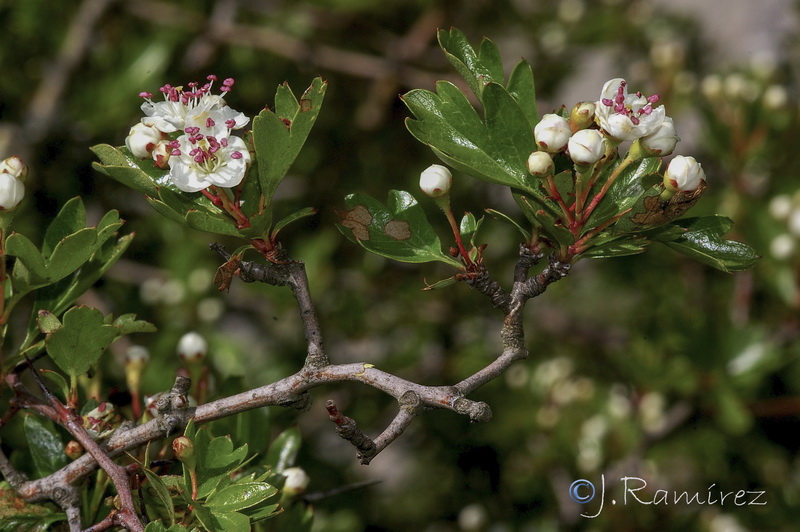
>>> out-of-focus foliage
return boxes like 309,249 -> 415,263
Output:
1,0 -> 799,531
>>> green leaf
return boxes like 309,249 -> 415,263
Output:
191,427 -> 250,500
43,197 -> 87,257
270,207 -> 317,240
43,306 -> 119,379
506,59 -> 538,131
661,216 -> 759,272
184,210 -> 242,237
6,233 -> 48,282
90,144 -> 160,196
336,190 -> 463,268
253,78 -> 327,205
46,228 -> 98,283
580,237 -> 650,259
112,313 -> 157,335
265,426 -> 301,473
204,483 -> 278,513
485,208 -> 531,242
141,462 -> 176,526
584,157 -> 662,231
23,415 -> 68,477
195,508 -> 250,532
437,28 -> 498,98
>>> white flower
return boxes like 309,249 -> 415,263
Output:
125,345 -> 150,364
168,129 -> 250,192
664,155 -> 705,192
0,172 -> 25,210
567,129 -> 606,165
526,151 -> 554,177
139,75 -> 249,135
282,467 -> 310,496
640,116 -> 680,156
177,331 -> 208,363
534,114 -> 571,152
596,78 -> 666,141
125,122 -> 163,159
0,156 -> 27,181
151,140 -> 173,170
419,164 -> 452,197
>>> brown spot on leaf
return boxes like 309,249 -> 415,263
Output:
632,181 -> 707,226
384,219 -> 412,240
281,117 -> 292,129
337,205 -> 372,241
300,98 -> 313,112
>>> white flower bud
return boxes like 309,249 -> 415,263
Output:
768,195 -> 793,221
282,467 -> 310,497
534,114 -> 571,152
125,122 -> 162,159
177,331 -> 207,363
526,151 -> 554,178
640,116 -> 680,156
763,85 -> 788,110
125,345 -> 150,364
0,156 -> 27,181
0,172 -> 25,211
788,208 -> 800,237
770,234 -> 795,260
567,129 -> 606,165
569,101 -> 596,132
664,155 -> 706,192
419,164 -> 452,198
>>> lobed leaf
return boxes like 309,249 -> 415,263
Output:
336,190 -> 463,268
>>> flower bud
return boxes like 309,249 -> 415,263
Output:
526,151 -> 554,178
419,164 -> 452,198
0,156 -> 27,181
151,140 -> 172,170
768,195 -> 792,221
125,122 -> 162,159
0,173 -> 25,211
567,129 -> 606,166
640,117 -> 680,156
65,440 -> 84,460
534,114 -> 571,153
770,233 -> 795,260
663,155 -> 706,193
172,436 -> 196,469
282,467 -> 310,498
177,332 -> 207,364
569,101 -> 596,133
82,402 -> 117,440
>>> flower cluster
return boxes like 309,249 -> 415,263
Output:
528,78 -> 703,193
125,75 -> 251,193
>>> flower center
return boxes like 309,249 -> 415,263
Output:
600,80 -> 660,126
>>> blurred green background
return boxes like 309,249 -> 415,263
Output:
2,0 -> 800,530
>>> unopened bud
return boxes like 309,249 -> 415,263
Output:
526,151 -> 555,178
419,164 -> 452,198
177,332 -> 207,364
172,436 -> 196,469
65,440 -> 84,460
0,156 -> 27,182
125,122 -> 162,159
282,467 -> 310,498
534,114 -> 571,153
663,155 -> 706,193
640,117 -> 680,157
568,129 -> 606,166
0,172 -> 25,211
569,101 -> 596,133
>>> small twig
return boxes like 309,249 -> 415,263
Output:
326,400 -> 376,464
303,479 -> 382,503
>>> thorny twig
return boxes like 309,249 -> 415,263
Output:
4,244 -> 569,526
